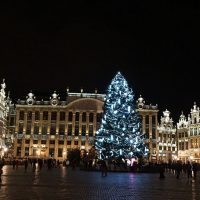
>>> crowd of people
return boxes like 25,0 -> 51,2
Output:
0,157 -> 200,182
158,161 -> 199,180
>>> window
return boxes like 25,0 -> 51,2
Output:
60,112 -> 65,121
51,112 -> 57,121
172,147 -> 175,151
19,111 -> 24,120
18,123 -> 23,134
185,142 -> 188,150
50,124 -> 56,135
43,111 -> 48,120
82,112 -> 86,122
194,128 -> 197,135
35,111 -> 40,121
41,140 -> 46,144
159,146 -> 162,150
17,139 -> 22,144
68,124 -> 72,136
67,140 -> 71,145
17,147 -> 21,156
75,125 -> 79,136
59,140 -> 64,145
191,139 -> 193,148
50,140 -> 55,144
68,112 -> 73,121
34,124 -> 39,134
25,140 -> 30,144
58,148 -> 63,157
33,140 -> 38,144
59,124 -> 65,135
152,128 -> 156,139
145,115 -> 149,125
82,125 -> 86,136
89,113 -> 93,122
181,142 -> 184,150
10,117 -> 15,126
164,146 -> 166,151
75,112 -> 79,121
81,141 -> 85,146
185,132 -> 188,137
25,147 -> 29,156
49,148 -> 54,157
42,125 -> 47,135
152,115 -> 156,125
26,123 -> 31,134
168,147 -> 171,151
27,111 -> 32,121
89,125 -> 93,137
74,141 -> 78,145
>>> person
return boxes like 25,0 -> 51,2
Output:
192,162 -> 198,180
159,163 -> 165,179
186,161 -> 192,180
0,159 -> 5,182
100,160 -> 108,177
66,159 -> 70,168
12,159 -> 16,169
24,158 -> 28,172
38,159 -> 43,171
175,161 -> 182,179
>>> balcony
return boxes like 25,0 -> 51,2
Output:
33,134 -> 39,140
17,134 -> 23,139
41,135 -> 47,140
58,135 -> 65,140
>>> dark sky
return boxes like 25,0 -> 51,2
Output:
0,1 -> 200,122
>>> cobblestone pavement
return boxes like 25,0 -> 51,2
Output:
0,165 -> 200,200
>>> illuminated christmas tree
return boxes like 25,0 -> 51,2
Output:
95,72 -> 145,160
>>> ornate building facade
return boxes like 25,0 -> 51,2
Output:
13,91 -> 159,161
187,102 -> 200,162
177,112 -> 189,162
157,110 -> 177,163
177,102 -> 200,163
136,95 -> 159,162
14,90 -> 104,160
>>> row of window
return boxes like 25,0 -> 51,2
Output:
178,142 -> 189,150
17,139 -> 86,146
19,111 -> 102,122
190,128 -> 200,136
16,147 -> 70,157
145,115 -> 157,125
18,123 -> 98,135
178,132 -> 188,138
159,146 -> 176,151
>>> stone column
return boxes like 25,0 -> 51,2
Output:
39,111 -> 43,134
149,114 -> 152,162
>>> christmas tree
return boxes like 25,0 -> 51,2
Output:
95,72 -> 145,160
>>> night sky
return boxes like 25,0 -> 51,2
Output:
0,2 -> 200,122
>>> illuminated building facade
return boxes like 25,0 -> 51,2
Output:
177,102 -> 200,163
157,110 -> 177,163
14,90 -> 104,160
136,95 -> 159,162
177,112 -> 189,162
